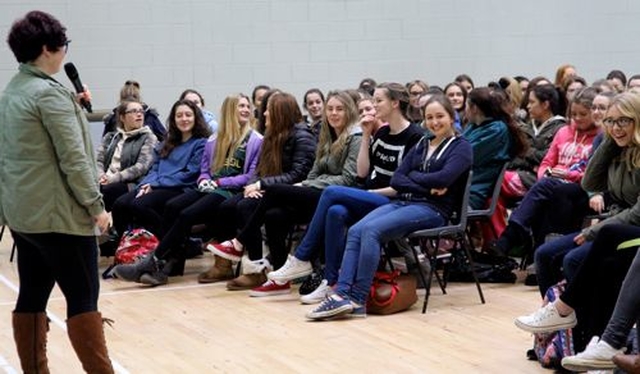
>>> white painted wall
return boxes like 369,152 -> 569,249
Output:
1,0 -> 639,120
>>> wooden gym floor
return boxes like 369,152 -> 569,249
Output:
0,234 -> 553,373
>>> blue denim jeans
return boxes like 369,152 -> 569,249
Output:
335,201 -> 445,305
534,231 -> 592,297
293,186 -> 390,284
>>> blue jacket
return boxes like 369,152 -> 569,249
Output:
463,119 -> 513,209
391,135 -> 473,220
139,137 -> 206,190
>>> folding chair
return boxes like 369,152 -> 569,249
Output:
467,163 -> 508,239
407,170 -> 485,313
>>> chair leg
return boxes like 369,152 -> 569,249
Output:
410,241 -> 432,314
460,235 -> 485,304
0,225 -> 5,241
431,238 -> 447,295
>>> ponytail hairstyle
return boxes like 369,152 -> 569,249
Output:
532,84 -> 567,117
468,87 -> 528,157
255,93 -> 302,177
377,82 -> 411,121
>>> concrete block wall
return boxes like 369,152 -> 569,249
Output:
1,0 -> 639,120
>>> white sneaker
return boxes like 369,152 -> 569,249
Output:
267,255 -> 313,282
514,302 -> 577,333
300,279 -> 331,304
561,336 -> 623,371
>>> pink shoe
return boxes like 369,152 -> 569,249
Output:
249,279 -> 291,297
207,240 -> 243,261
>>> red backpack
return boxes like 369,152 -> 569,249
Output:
102,228 -> 158,279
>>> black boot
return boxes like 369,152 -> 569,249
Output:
489,222 -> 530,257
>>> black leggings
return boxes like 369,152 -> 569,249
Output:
100,182 -> 130,212
111,188 -> 183,237
236,184 -> 323,269
12,231 -> 100,319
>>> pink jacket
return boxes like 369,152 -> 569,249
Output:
537,121 -> 600,182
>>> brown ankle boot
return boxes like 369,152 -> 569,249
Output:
12,312 -> 50,374
67,311 -> 114,374
226,257 -> 270,290
198,255 -> 234,283
613,353 -> 640,373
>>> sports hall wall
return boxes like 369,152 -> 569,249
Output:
0,0 -> 639,119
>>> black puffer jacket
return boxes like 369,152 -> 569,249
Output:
252,122 -> 317,187
507,116 -> 566,189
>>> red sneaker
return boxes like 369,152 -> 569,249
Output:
207,240 -> 243,262
249,279 -> 291,297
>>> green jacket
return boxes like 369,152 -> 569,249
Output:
581,136 -> 640,240
302,129 -> 362,190
0,63 -> 104,236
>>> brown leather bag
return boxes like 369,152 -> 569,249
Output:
367,270 -> 418,315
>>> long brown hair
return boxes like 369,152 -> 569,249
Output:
468,87 -> 528,157
316,90 -> 359,161
160,99 -> 211,158
256,93 -> 302,177
211,94 -> 253,172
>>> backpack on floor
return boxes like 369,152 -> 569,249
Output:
102,228 -> 159,279
526,281 -> 574,369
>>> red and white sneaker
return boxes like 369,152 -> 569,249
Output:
249,279 -> 291,297
207,240 -> 243,262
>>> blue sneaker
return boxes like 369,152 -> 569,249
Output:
349,302 -> 367,318
306,294 -> 353,320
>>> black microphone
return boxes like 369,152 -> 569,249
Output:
64,62 -> 92,113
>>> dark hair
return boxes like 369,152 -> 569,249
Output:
179,89 -> 205,106
628,74 -> 640,88
562,75 -> 588,93
344,89 -> 363,108
7,11 -> 68,63
468,87 -> 528,157
423,94 -> 456,123
570,87 -> 598,111
160,99 -> 211,158
303,88 -> 325,109
514,76 -> 529,83
607,70 -> 627,86
591,79 -> 616,94
251,85 -> 270,105
115,100 -> 143,128
455,74 -> 475,89
444,82 -> 468,111
256,93 -> 302,178
359,78 -> 377,96
519,76 -> 552,113
255,89 -> 280,135
426,86 -> 445,95
531,84 -> 567,117
377,82 -> 411,120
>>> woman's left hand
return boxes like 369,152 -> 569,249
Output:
76,84 -> 92,105
573,233 -> 586,245
430,187 -> 447,196
245,190 -> 263,199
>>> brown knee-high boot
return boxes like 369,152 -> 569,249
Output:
67,311 -> 114,374
12,312 -> 50,374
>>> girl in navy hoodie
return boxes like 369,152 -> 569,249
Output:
307,95 -> 473,320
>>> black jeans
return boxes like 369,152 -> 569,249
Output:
559,224 -> 640,352
154,190 -> 229,260
12,231 -> 100,319
237,184 -> 323,269
111,188 -> 183,237
100,182 -> 130,212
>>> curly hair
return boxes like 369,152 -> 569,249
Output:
7,11 -> 68,63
